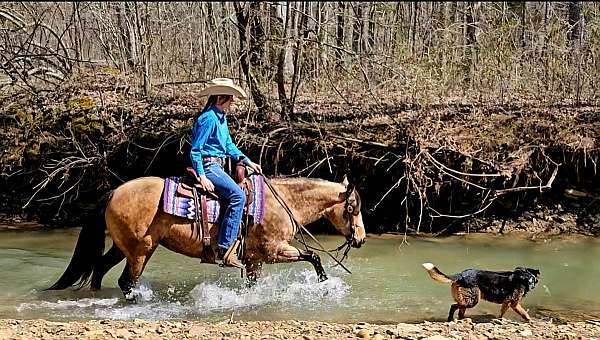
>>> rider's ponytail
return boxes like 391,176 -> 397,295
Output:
201,95 -> 218,114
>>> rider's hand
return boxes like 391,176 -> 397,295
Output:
247,161 -> 263,175
198,175 -> 215,192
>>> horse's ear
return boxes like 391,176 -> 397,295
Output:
341,175 -> 349,187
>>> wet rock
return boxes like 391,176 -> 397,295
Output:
130,328 -> 144,335
0,329 -> 14,339
133,319 -> 146,326
423,336 -> 452,340
519,329 -> 533,337
189,325 -> 205,337
84,329 -> 107,340
116,328 -> 131,339
356,328 -> 373,338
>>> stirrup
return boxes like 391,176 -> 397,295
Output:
220,240 -> 243,269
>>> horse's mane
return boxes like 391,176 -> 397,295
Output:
271,177 -> 329,183
270,177 -> 342,189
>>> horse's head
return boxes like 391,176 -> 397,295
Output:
322,176 -> 366,248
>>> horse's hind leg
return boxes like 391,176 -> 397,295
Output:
118,264 -> 135,300
91,244 -> 125,291
276,244 -> 328,282
119,235 -> 160,302
119,257 -> 151,302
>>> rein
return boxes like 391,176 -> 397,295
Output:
261,175 -> 353,275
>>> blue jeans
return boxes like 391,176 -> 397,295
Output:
204,162 -> 246,251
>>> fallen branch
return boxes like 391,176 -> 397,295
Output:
492,166 -> 559,197
425,151 -> 504,177
327,134 -> 391,148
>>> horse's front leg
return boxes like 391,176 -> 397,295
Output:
245,261 -> 263,287
276,244 -> 328,282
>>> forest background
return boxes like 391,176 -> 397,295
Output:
0,2 -> 598,235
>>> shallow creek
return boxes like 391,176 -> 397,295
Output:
1,229 -> 598,323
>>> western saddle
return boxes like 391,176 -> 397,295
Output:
177,161 -> 254,262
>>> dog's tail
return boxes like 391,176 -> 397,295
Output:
422,263 -> 453,284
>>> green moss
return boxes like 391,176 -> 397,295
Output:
71,114 -> 104,135
66,96 -> 96,111
25,143 -> 40,159
100,67 -> 121,75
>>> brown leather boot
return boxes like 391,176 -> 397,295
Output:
218,241 -> 244,269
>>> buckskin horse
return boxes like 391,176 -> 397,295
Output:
47,175 -> 366,300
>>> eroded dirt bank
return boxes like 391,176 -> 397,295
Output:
1,70 -> 598,235
1,318 -> 600,339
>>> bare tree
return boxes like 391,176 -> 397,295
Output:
568,1 -> 584,46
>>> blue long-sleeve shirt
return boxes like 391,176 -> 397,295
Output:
190,105 -> 250,176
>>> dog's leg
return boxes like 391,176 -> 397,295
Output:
499,302 -> 510,319
458,307 -> 467,319
511,302 -> 532,321
447,304 -> 459,322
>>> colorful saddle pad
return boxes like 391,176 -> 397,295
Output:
162,174 -> 265,224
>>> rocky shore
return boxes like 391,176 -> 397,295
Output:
1,318 -> 599,339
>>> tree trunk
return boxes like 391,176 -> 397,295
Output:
411,2 -> 419,56
336,2 -> 345,65
273,2 -> 291,118
465,2 -> 476,47
233,1 -> 270,113
352,2 -> 362,53
134,2 -> 150,96
464,1 -> 476,86
520,2 -> 526,48
568,1 -> 584,47
367,3 -> 375,53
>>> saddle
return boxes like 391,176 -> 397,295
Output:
178,162 -> 255,253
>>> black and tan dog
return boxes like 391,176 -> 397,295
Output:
422,263 -> 540,322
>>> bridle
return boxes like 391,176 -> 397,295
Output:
262,175 -> 354,274
342,183 -> 361,243
330,183 -> 362,265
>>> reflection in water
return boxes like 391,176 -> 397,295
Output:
1,229 -> 599,322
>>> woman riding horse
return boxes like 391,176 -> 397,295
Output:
190,78 -> 262,268
46,81 -> 367,301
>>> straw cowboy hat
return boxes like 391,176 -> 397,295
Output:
198,78 -> 248,99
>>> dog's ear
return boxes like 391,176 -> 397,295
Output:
514,266 -> 525,272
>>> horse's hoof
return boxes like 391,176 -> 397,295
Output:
244,279 -> 257,288
124,292 -> 138,304
318,274 -> 328,282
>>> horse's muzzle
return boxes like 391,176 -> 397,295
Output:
351,237 -> 365,248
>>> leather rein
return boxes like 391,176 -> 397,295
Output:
262,175 -> 358,275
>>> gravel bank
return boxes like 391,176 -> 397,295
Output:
1,318 -> 599,339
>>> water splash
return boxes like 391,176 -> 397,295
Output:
189,268 -> 349,313
124,280 -> 154,302
17,297 -> 119,312
16,268 -> 350,321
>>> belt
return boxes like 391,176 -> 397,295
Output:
202,157 -> 225,165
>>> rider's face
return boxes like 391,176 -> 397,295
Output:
218,95 -> 234,110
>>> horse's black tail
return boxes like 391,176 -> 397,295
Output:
46,191 -> 114,290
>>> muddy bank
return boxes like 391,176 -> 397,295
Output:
1,318 -> 599,339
